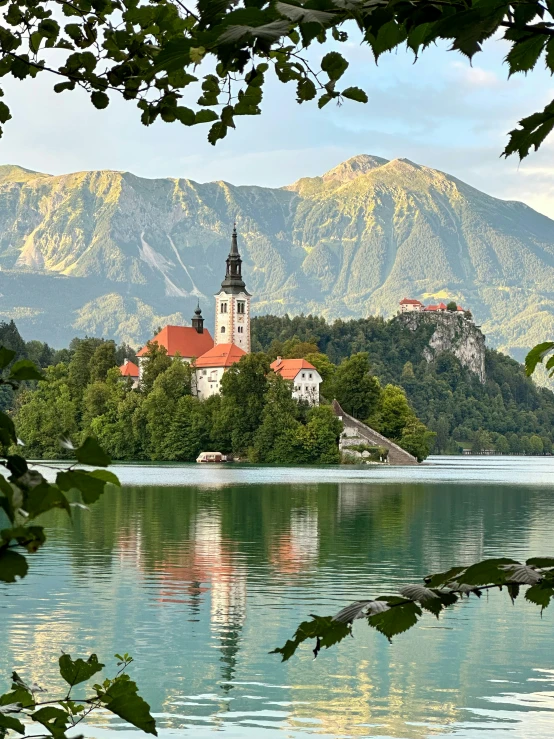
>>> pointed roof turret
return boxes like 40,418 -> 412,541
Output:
220,223 -> 251,295
192,301 -> 204,333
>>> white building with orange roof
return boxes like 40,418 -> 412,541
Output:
195,343 -> 247,399
270,357 -> 322,405
118,359 -> 140,388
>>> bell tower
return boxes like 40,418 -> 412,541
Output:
214,225 -> 251,352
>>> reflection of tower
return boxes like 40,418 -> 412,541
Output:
271,508 -> 319,574
214,225 -> 251,352
194,508 -> 247,690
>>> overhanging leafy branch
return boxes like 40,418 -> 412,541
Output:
1,0 -> 554,153
272,556 -> 554,660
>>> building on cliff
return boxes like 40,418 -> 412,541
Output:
399,298 -> 467,316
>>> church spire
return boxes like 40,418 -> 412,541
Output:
220,223 -> 250,295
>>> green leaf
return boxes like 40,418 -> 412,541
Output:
525,342 -> 554,376
0,411 -> 17,447
97,676 -> 157,735
0,713 -> 25,735
454,558 -> 520,586
321,51 -> 349,81
31,706 -> 70,738
341,87 -> 368,103
525,583 -> 554,611
194,109 -> 219,125
0,549 -> 28,583
0,347 -> 16,370
506,35 -> 546,76
0,102 -> 11,126
0,685 -> 34,710
57,469 -> 115,505
91,91 -> 109,109
6,456 -> 27,479
504,100 -> 554,160
25,483 -> 71,519
424,566 -> 466,588
271,615 -> 350,661
1,526 -> 45,553
59,654 -> 104,686
8,360 -> 44,382
296,77 -> 317,102
526,557 -> 554,568
367,600 -> 422,641
75,437 -> 111,467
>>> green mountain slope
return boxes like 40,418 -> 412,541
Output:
0,156 -> 552,356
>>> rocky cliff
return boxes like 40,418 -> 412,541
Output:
397,312 -> 486,382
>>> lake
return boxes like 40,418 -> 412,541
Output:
2,456 -> 554,739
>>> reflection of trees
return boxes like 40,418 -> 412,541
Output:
10,478 -> 552,738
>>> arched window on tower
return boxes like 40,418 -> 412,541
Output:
221,326 -> 226,333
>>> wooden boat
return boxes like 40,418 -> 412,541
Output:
196,451 -> 227,463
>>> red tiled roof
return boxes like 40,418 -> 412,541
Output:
119,360 -> 139,377
271,358 -> 318,381
399,298 -> 423,305
423,305 -> 438,311
438,302 -> 447,309
195,343 -> 246,368
136,325 -> 214,358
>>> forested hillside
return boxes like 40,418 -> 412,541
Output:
252,314 -> 554,454
1,156 -> 554,361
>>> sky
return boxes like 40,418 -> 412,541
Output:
3,32 -> 554,217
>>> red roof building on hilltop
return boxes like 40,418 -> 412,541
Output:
400,298 -> 468,316
271,357 -> 322,405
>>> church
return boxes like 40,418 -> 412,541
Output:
124,226 -> 321,403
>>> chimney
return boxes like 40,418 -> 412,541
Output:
276,356 -> 282,366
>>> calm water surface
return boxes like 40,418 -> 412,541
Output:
2,456 -> 554,739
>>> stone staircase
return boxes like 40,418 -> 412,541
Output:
332,400 -> 419,466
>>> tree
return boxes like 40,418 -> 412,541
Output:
139,342 -> 172,394
252,374 -> 302,463
68,337 -> 104,397
294,405 -> 343,464
2,0 -> 554,157
433,414 -> 450,454
332,353 -> 381,420
89,340 -> 118,383
400,419 -> 436,462
496,434 -> 510,454
220,352 -> 270,453
528,434 -> 544,455
446,301 -> 458,312
370,384 -> 415,440
14,363 -> 79,458
282,338 -> 320,359
305,352 -> 336,400
471,429 -> 492,455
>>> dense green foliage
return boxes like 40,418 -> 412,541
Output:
252,313 -> 554,454
274,556 -> 554,662
0,654 -> 156,739
13,340 -> 345,464
1,0 -> 553,156
1,155 -> 554,359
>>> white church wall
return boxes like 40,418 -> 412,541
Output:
291,369 -> 322,405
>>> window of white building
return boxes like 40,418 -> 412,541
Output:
220,302 -> 228,313
221,326 -> 226,333
238,326 -> 243,333
237,301 -> 245,314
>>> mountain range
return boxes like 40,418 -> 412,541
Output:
0,155 -> 553,359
